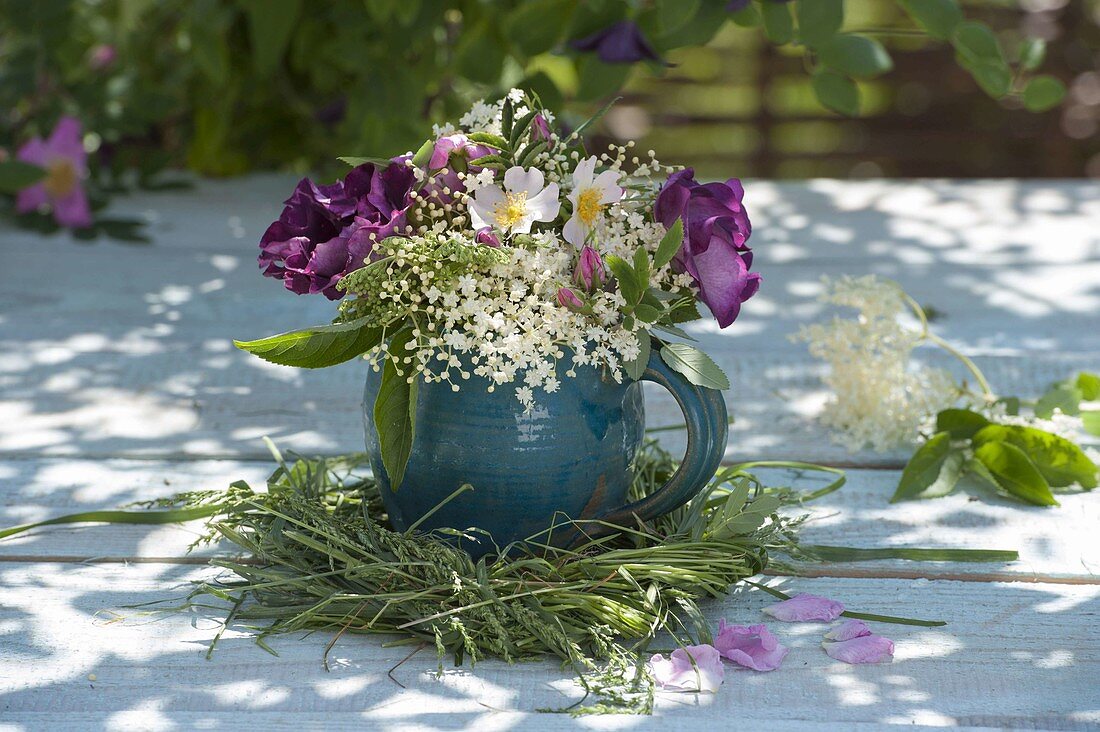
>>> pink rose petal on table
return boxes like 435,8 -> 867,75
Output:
823,634 -> 895,664
824,619 -> 872,641
762,593 -> 845,622
714,620 -> 789,672
648,644 -> 725,693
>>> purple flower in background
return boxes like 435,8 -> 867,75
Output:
573,245 -> 607,292
762,593 -> 845,622
258,161 -> 413,299
714,621 -> 789,672
15,116 -> 92,229
88,44 -> 117,71
822,621 -> 895,664
475,227 -> 501,248
570,20 -> 667,66
648,645 -> 725,692
655,168 -> 759,328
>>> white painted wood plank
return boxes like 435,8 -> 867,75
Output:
1,565 -> 1097,729
2,459 -> 1097,581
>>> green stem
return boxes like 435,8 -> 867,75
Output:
900,290 -> 996,401
744,580 -> 947,627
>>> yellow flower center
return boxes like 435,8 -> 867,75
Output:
493,191 -> 528,229
43,159 -> 79,198
576,187 -> 603,227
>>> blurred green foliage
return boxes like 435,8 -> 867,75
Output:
0,0 -> 1068,182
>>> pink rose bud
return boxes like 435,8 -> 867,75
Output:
573,245 -> 606,292
556,286 -> 587,313
475,227 -> 501,248
531,114 -> 552,142
88,44 -> 117,71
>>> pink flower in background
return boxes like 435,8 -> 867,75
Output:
648,645 -> 725,692
714,621 -> 789,671
15,116 -> 92,229
822,621 -> 895,664
88,44 -> 117,71
763,593 -> 845,622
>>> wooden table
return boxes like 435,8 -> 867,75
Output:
2,178 -> 1098,730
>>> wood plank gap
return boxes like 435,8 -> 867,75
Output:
767,566 -> 1100,585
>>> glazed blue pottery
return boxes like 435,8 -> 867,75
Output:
363,344 -> 727,558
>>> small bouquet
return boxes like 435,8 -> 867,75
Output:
237,90 -> 759,480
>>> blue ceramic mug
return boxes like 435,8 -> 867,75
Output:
363,343 -> 728,557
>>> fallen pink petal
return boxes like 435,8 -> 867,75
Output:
823,634 -> 895,664
763,593 -> 845,622
648,644 -> 725,693
824,619 -> 872,641
714,620 -> 789,672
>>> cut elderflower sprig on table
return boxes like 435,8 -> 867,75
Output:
796,275 -> 1099,506
236,90 -> 759,487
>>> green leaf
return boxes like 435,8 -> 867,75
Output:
891,432 -> 955,502
234,318 -> 383,369
517,140 -> 548,168
1082,411 -> 1100,437
337,156 -> 393,168
504,0 -> 576,57
728,5 -> 760,27
1018,37 -> 1046,71
811,69 -> 860,116
654,0 -> 701,37
1022,75 -> 1066,112
575,57 -> 632,103
760,1 -> 794,45
242,0 -> 302,76
806,545 -> 1017,563
509,110 -> 539,150
634,303 -> 661,323
632,246 -> 651,289
624,331 -> 651,382
660,343 -> 730,390
1076,372 -> 1100,401
572,95 -> 621,140
668,300 -> 702,324
373,328 -> 418,491
973,424 -> 1097,490
0,160 -> 46,194
818,34 -> 893,79
953,21 -> 1004,64
796,0 -> 843,48
1034,385 -> 1082,418
654,218 -> 684,269
455,20 -> 505,84
960,58 -> 1012,98
897,0 -> 962,41
465,132 -> 510,151
935,408 -> 990,440
963,455 -> 1001,494
411,139 -> 435,168
973,441 -> 1058,506
605,254 -> 642,305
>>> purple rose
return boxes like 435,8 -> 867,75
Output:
258,161 -> 413,299
655,168 -> 760,328
424,134 -> 493,204
573,245 -> 607,292
475,227 -> 501,248
570,20 -> 667,66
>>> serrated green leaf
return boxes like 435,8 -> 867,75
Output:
660,343 -> 730,390
466,132 -> 510,150
760,1 -> 793,45
811,69 -> 860,116
974,441 -> 1057,506
1018,37 -> 1046,71
624,331 -> 651,381
234,318 -> 383,368
651,321 -> 697,341
654,218 -> 683,268
818,34 -> 893,79
634,303 -> 661,323
632,246 -> 651,289
0,160 -> 47,194
1035,385 -> 1082,418
1076,372 -> 1100,401
892,431 -> 952,502
374,328 -> 417,491
1082,411 -> 1100,437
897,0 -> 962,40
797,0 -> 843,48
1022,75 -> 1066,112
935,408 -> 990,440
606,254 -> 641,305
973,424 -> 1097,490
668,300 -> 702,324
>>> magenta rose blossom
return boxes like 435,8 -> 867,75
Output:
655,168 -> 760,328
15,116 -> 92,229
424,134 -> 492,203
258,160 -> 413,299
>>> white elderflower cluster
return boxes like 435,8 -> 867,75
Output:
794,275 -> 959,452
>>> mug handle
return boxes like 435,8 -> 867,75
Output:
593,341 -> 729,531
